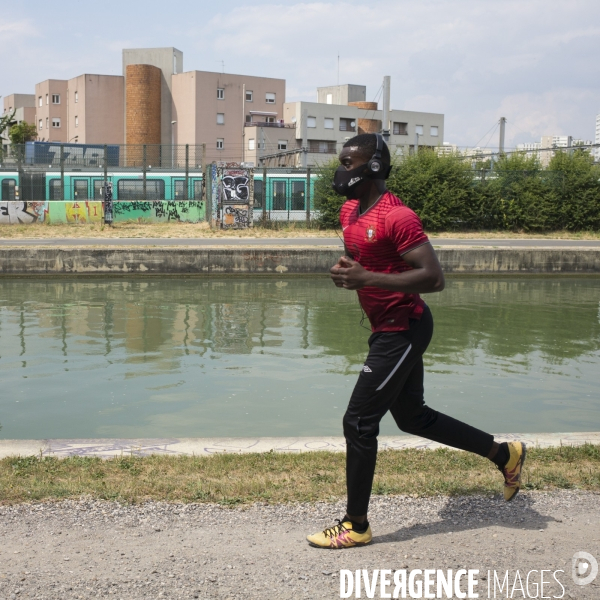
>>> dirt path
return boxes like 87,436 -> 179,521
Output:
1,491 -> 598,599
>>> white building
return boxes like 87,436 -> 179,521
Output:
595,114 -> 600,161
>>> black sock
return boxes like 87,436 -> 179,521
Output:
491,442 -> 510,469
345,516 -> 369,533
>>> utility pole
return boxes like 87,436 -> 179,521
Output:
301,108 -> 308,169
382,76 -> 391,144
242,83 -> 246,164
499,117 -> 506,155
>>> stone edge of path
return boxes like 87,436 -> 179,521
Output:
0,432 -> 598,459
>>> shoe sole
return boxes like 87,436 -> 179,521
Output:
307,540 -> 372,549
506,442 -> 527,502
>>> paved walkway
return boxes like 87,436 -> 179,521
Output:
1,432 -> 598,458
1,237 -> 600,248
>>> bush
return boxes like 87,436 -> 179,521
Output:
315,147 -> 600,231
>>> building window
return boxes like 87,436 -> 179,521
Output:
245,115 -> 252,123
266,116 -> 275,123
75,116 -> 79,128
415,125 -> 424,135
307,116 -> 317,128
38,119 -> 43,131
74,91 -> 78,103
52,94 -> 60,104
326,93 -> 333,104
430,126 -> 439,137
217,113 -> 225,125
339,118 -> 355,132
216,138 -> 224,150
324,118 -> 334,129
278,140 -> 287,150
38,96 -> 42,107
46,117 -> 49,129
45,94 -> 49,105
308,140 -> 336,154
246,91 -> 253,102
265,92 -> 276,104
393,122 -> 408,135
217,88 -> 224,100
52,118 -> 61,128
248,138 -> 255,150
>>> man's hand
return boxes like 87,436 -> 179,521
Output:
330,256 -> 372,290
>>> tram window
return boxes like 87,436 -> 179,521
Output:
49,179 -> 62,200
93,180 -> 104,200
291,181 -> 305,211
174,180 -> 185,199
272,180 -> 286,211
73,179 -> 89,200
117,179 -> 165,200
1,179 -> 16,200
193,180 -> 203,200
254,179 -> 263,208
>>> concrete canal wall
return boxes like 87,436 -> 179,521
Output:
0,246 -> 599,275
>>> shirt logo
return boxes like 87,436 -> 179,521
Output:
362,365 -> 372,372
365,225 -> 377,243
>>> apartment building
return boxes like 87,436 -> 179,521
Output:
67,74 -> 124,145
34,80 -> 68,142
172,70 -> 285,166
1,94 -> 36,151
245,84 -> 444,167
518,135 -> 593,166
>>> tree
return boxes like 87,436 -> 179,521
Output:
0,109 -> 16,138
9,121 -> 37,145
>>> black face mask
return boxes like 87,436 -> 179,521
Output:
332,164 -> 369,198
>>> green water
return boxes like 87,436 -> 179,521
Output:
0,277 -> 599,439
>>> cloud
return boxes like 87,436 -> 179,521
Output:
2,1 -> 600,147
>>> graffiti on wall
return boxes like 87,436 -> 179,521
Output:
0,201 -> 42,224
223,205 -> 250,227
215,163 -> 254,229
65,202 -> 103,223
0,201 -> 206,225
112,200 -> 205,222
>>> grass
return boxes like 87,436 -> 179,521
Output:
1,221 -> 600,240
1,445 -> 599,506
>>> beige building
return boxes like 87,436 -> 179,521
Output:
66,74 -> 124,145
34,80 -> 69,142
172,70 -> 286,166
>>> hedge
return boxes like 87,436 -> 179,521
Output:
314,149 -> 600,231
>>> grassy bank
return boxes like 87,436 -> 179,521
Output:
1,445 -> 599,505
1,221 -> 600,240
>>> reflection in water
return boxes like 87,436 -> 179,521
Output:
0,277 -> 599,439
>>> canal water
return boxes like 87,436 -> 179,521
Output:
1,277 -> 599,439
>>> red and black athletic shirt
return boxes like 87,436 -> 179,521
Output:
340,191 -> 430,332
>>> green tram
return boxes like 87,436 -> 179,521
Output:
0,169 -> 318,221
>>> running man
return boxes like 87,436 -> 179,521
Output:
307,133 -> 526,549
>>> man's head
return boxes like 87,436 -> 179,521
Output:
332,133 -> 391,198
340,133 -> 391,171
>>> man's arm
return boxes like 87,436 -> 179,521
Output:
330,242 -> 445,293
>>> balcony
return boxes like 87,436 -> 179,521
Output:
244,121 -> 296,129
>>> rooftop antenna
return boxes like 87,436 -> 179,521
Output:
337,53 -> 340,85
217,60 -> 224,73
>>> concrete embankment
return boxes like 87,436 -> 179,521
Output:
0,432 -> 598,458
0,246 -> 600,275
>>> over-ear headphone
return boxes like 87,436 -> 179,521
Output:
366,133 -> 385,176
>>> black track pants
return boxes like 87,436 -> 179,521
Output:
343,305 -> 494,516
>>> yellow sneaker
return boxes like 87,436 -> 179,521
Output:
307,519 -> 372,549
502,441 -> 527,501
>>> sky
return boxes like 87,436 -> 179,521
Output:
2,0 -> 599,149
